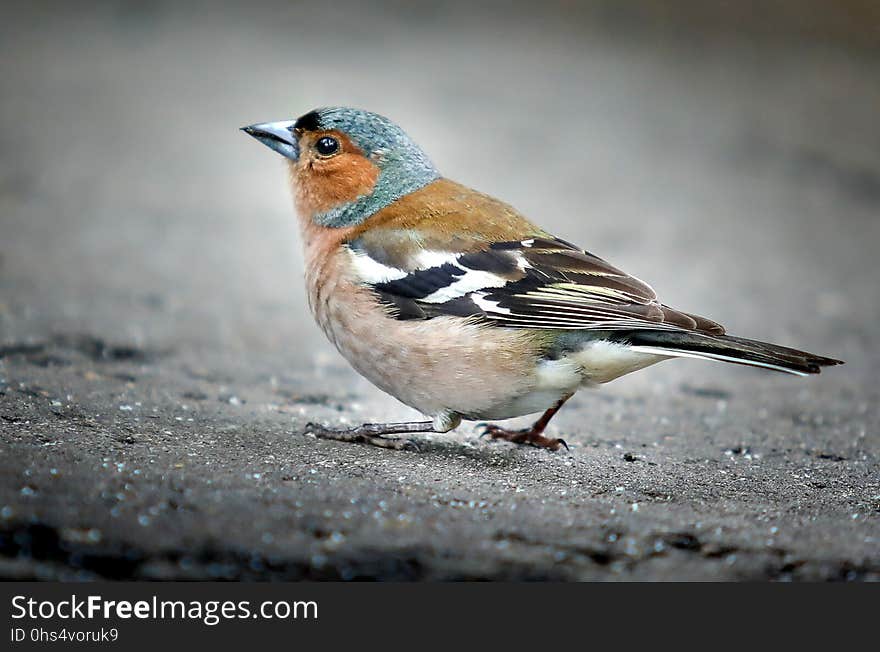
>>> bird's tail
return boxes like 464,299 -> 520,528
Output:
621,331 -> 843,376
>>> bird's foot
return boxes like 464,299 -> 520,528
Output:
303,422 -> 420,451
477,423 -> 569,452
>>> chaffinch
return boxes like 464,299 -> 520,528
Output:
242,107 -> 842,451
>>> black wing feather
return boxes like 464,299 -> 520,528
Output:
359,237 -> 725,334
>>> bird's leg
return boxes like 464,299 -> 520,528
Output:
303,420 -> 438,451
478,395 -> 573,451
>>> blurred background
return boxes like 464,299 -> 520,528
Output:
2,0 -> 878,374
0,1 -> 878,580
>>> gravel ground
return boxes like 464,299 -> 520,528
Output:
1,1 -> 878,580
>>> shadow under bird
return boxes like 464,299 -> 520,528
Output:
242,107 -> 843,451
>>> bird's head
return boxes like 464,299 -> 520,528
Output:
242,107 -> 439,228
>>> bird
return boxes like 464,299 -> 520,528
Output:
241,107 -> 843,451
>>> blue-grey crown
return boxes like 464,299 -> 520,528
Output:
295,107 -> 441,228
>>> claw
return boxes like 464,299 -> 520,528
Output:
303,422 -> 322,437
476,423 -> 569,452
300,422 -> 423,451
401,439 -> 421,453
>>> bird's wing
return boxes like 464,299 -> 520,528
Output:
345,235 -> 725,334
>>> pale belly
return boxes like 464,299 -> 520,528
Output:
305,249 -> 666,425
475,341 -> 668,419
318,305 -> 563,422
313,297 -> 666,423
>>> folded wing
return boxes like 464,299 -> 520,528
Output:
347,236 -> 725,334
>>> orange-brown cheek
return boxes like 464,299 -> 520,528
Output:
291,153 -> 380,221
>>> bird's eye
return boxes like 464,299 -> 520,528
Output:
315,136 -> 340,157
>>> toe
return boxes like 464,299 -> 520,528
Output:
367,436 -> 419,451
476,423 -> 496,438
401,439 -> 421,453
303,422 -> 325,436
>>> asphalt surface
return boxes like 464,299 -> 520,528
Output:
1,1 -> 878,580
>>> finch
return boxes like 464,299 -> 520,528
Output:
242,107 -> 842,451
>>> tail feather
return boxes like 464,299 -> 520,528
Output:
620,331 -> 843,376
